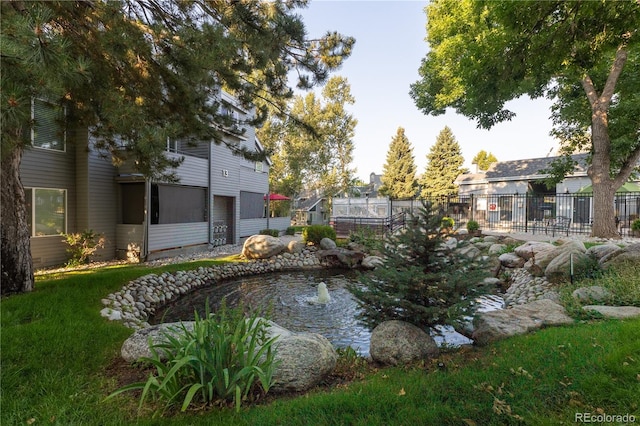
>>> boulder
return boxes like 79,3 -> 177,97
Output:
514,241 -> 556,261
488,244 -> 507,255
572,286 -> 613,303
545,250 -> 590,283
369,320 -> 439,366
242,235 -> 286,259
456,245 -> 481,260
499,253 -> 525,268
320,237 -> 337,250
472,299 -> 573,346
444,238 -> 458,250
271,332 -> 337,393
361,255 -> 384,270
286,240 -> 304,254
586,244 -> 621,262
121,322 -> 195,362
318,248 -> 365,268
601,243 -> 640,269
527,240 -> 586,277
582,305 -> 640,319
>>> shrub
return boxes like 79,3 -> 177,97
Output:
259,229 -> 280,237
348,227 -> 383,253
631,219 -> 640,232
62,229 -> 106,266
466,220 -> 480,232
349,201 -> 488,331
441,216 -> 454,229
285,226 -> 296,236
107,303 -> 279,414
302,225 -> 336,245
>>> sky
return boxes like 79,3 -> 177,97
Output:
296,0 -> 560,181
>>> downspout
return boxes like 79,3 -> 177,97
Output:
208,142 -> 213,245
142,179 -> 150,261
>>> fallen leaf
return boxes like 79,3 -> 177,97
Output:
462,419 -> 477,426
27,419 -> 36,425
398,387 -> 406,396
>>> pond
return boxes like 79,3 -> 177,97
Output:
151,268 -> 504,357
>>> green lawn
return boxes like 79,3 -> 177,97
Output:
2,260 -> 639,425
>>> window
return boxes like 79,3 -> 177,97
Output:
24,188 -> 67,236
32,99 -> 65,151
255,161 -> 264,172
166,137 -> 179,153
151,184 -> 207,224
240,191 -> 264,219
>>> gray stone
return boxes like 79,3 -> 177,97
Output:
582,305 -> 640,319
545,250 -> 590,283
361,255 -> 383,270
271,332 -> 337,393
572,286 -> 613,303
444,238 -> 458,250
499,253 -> 525,268
457,245 -> 481,260
241,235 -> 286,259
319,237 -> 337,250
121,322 -> 194,362
287,240 -> 304,254
586,244 -> 621,262
488,244 -> 507,255
472,299 -> 573,346
369,320 -> 439,366
514,241 -> 556,261
601,243 -> 640,269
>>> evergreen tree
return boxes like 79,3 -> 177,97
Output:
472,150 -> 498,172
349,202 -> 487,331
378,127 -> 417,199
419,127 -> 465,197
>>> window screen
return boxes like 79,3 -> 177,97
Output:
24,188 -> 66,236
33,99 -> 65,151
240,191 -> 264,219
151,184 -> 206,224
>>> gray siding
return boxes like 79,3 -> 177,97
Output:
87,143 -> 118,261
169,152 -> 208,187
148,223 -> 208,252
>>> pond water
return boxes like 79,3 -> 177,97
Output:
151,269 -> 504,357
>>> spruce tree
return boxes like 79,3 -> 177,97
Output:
419,127 -> 466,198
379,127 -> 417,199
349,202 -> 488,331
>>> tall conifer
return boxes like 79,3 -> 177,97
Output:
379,127 -> 417,199
419,127 -> 465,197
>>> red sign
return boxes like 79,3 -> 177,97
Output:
489,203 -> 497,211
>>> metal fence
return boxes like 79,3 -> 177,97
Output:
390,193 -> 640,237
331,212 -> 406,238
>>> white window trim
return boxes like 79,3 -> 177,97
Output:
26,187 -> 67,237
31,98 -> 67,152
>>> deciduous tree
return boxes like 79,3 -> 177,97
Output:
410,0 -> 640,238
472,150 -> 498,172
1,0 -> 354,294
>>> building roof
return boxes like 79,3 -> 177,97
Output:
295,195 -> 325,212
483,153 -> 589,181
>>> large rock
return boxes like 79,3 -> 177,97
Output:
582,305 -> 640,319
361,255 -> 383,270
369,320 -> 439,366
572,286 -> 613,303
121,322 -> 194,362
600,243 -> 640,269
456,245 -> 481,260
319,237 -> 337,250
271,332 -> 337,393
318,248 -> 365,268
242,235 -> 286,259
286,240 -> 304,254
545,250 -> 590,283
472,299 -> 573,346
586,244 -> 621,262
514,241 -> 556,261
499,252 -> 525,268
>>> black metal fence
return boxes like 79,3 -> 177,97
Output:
386,193 -> 640,237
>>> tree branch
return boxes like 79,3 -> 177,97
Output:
600,45 -> 628,104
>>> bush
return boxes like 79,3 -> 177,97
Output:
302,225 -> 336,245
107,303 -> 279,414
466,220 -> 480,232
259,229 -> 280,237
62,229 -> 106,266
349,227 -> 383,253
349,201 -> 488,331
285,226 -> 296,236
441,216 -> 454,229
631,219 -> 640,232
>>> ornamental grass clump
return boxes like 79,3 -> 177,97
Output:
108,303 -> 279,415
349,201 -> 488,332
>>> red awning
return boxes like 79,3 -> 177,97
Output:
264,193 -> 290,201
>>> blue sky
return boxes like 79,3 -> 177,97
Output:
297,0 -> 559,181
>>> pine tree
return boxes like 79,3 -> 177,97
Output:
379,127 -> 417,199
348,202 -> 488,331
419,127 -> 465,198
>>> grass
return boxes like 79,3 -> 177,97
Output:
2,259 -> 640,425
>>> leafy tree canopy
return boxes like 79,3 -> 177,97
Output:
472,150 -> 498,171
410,0 -> 640,238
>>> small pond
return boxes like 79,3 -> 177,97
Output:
151,268 -> 504,357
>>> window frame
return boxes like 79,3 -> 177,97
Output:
24,187 -> 68,237
31,98 -> 66,152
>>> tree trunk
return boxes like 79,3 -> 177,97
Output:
588,107 -> 620,239
1,146 -> 34,295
